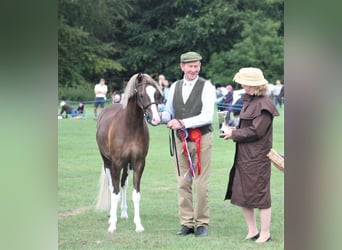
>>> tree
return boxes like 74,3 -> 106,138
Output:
58,0 -> 284,100
58,0 -> 130,89
206,12 -> 283,84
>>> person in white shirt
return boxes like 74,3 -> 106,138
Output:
93,78 -> 108,119
160,51 -> 216,238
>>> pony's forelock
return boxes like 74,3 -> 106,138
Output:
122,73 -> 138,108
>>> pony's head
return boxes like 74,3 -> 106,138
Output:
123,73 -> 163,126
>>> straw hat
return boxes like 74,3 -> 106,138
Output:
233,67 -> 268,86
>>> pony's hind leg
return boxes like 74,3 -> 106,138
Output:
120,165 -> 130,219
105,168 -> 120,233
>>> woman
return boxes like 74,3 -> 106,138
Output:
221,67 -> 279,243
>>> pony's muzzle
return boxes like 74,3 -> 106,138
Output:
145,112 -> 160,126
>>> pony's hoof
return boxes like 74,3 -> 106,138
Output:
108,225 -> 116,233
135,225 -> 144,233
121,212 -> 128,219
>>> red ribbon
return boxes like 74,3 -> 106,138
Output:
177,128 -> 202,176
188,128 -> 202,175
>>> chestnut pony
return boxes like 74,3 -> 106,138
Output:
95,73 -> 163,233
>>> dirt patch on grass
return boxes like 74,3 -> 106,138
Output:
59,206 -> 93,220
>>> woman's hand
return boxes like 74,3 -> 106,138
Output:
222,126 -> 235,140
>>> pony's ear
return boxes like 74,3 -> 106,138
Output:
137,73 -> 143,82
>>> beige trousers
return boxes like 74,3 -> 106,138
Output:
173,131 -> 213,228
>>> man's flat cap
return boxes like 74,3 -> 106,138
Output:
180,51 -> 202,63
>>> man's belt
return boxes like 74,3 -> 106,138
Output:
197,124 -> 212,135
177,128 -> 203,177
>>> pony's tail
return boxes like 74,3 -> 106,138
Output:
95,166 -> 110,210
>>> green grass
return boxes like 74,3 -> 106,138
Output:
58,107 -> 284,249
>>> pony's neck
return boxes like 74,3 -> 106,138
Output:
125,98 -> 144,126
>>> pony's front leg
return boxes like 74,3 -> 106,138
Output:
132,189 -> 144,232
108,192 -> 120,233
105,168 -> 120,233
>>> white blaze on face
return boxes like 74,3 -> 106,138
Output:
146,85 -> 161,125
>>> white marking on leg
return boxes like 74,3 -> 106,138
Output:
121,170 -> 129,219
105,168 -> 114,224
132,189 -> 144,232
108,192 -> 120,233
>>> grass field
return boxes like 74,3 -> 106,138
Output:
58,107 -> 284,249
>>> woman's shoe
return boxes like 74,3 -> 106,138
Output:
245,233 -> 259,241
256,236 -> 272,243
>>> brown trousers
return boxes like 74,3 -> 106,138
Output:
173,131 -> 213,228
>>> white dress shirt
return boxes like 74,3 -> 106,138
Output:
161,76 -> 216,128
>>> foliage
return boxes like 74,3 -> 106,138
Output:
206,14 -> 283,84
58,82 -> 94,102
58,0 -> 128,89
58,0 -> 284,99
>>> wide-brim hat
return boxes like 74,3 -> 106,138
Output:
180,52 -> 202,63
233,67 -> 268,86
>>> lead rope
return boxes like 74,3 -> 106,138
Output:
169,129 -> 180,176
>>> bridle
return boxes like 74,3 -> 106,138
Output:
134,81 -> 159,125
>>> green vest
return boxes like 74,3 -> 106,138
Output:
173,77 -> 213,134
173,77 -> 206,119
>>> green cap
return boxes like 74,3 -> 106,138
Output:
180,51 -> 202,63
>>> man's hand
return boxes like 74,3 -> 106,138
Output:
167,119 -> 184,130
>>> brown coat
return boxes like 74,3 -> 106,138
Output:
225,94 -> 279,209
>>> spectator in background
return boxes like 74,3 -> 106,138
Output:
277,83 -> 284,108
215,83 -> 223,100
59,101 -> 82,119
229,97 -> 243,127
158,75 -> 171,112
162,79 -> 171,103
158,74 -> 166,89
111,90 -> 122,104
77,102 -> 85,114
266,83 -> 275,99
216,85 -> 234,128
93,78 -> 108,119
215,83 -> 225,129
273,80 -> 283,109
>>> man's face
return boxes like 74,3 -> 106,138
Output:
180,61 -> 201,81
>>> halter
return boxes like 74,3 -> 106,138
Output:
134,81 -> 159,125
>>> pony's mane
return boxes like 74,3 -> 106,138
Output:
122,73 -> 162,108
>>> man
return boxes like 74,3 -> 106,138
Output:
93,78 -> 108,119
160,51 -> 216,237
